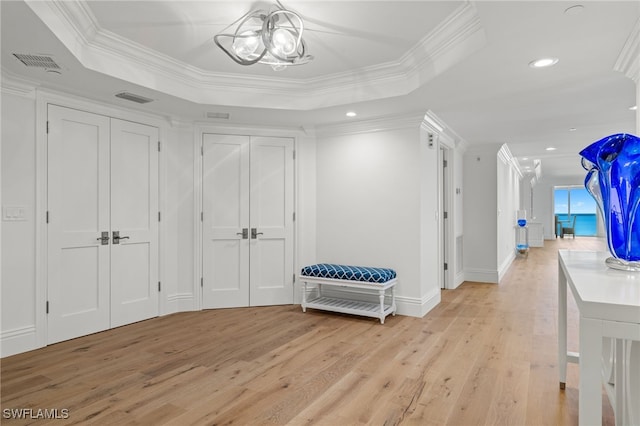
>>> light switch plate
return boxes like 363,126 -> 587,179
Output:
2,206 -> 28,221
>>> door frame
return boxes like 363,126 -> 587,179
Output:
34,90 -> 166,348
194,125 -> 301,310
437,135 -> 455,290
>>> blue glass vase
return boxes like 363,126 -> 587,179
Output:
580,133 -> 640,271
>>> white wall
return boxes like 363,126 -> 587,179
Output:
1,88 -> 40,355
463,145 -> 499,282
162,124 -> 197,313
463,143 -> 521,283
453,146 -> 465,287
315,122 -> 440,316
294,131 -> 317,302
2,82 -> 453,354
496,145 -> 520,280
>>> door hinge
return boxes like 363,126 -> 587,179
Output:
201,212 -> 203,222
293,150 -> 296,160
443,159 -> 448,167
158,281 -> 161,292
158,211 -> 161,222
293,273 -> 296,284
46,211 -> 50,224
46,121 -> 49,134
293,212 -> 296,221
200,277 -> 203,287
444,263 -> 448,271
158,141 -> 161,152
443,211 -> 448,219
46,301 -> 49,314
201,145 -> 204,156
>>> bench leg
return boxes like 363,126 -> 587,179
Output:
302,282 -> 307,312
379,289 -> 385,324
391,286 -> 396,316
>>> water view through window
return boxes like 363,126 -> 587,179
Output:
554,186 -> 598,236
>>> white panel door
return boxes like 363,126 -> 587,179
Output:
47,105 -> 111,344
249,137 -> 294,306
202,134 -> 294,308
202,134 -> 250,309
110,119 -> 159,327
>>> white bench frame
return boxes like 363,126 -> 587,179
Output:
299,275 -> 397,324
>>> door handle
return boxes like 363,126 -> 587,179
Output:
96,231 -> 109,245
112,231 -> 130,244
236,228 -> 248,239
251,228 -> 264,239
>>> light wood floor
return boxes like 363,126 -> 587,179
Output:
1,237 -> 615,425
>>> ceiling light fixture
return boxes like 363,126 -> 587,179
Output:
546,147 -> 557,151
630,105 -> 638,111
214,0 -> 313,71
529,57 -> 559,68
346,111 -> 357,118
564,5 -> 585,15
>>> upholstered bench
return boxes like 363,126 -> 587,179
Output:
299,263 -> 397,324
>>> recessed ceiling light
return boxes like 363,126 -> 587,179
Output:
346,111 -> 357,117
529,58 -> 559,68
522,157 -> 529,161
630,105 -> 638,111
569,127 -> 577,132
546,147 -> 557,151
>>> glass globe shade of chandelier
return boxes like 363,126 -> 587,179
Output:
215,2 -> 313,71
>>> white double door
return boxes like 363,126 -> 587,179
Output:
202,134 -> 294,308
47,105 -> 159,344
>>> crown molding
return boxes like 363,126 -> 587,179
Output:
315,113 -> 425,138
1,68 -> 39,98
614,17 -> 640,82
25,0 -> 485,110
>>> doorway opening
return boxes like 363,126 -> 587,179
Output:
553,185 -> 599,237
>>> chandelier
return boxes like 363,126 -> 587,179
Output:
214,1 -> 313,71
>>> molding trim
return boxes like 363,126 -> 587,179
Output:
614,17 -> 640,82
1,326 -> 41,358
1,70 -> 38,98
396,289 -> 441,318
316,113 -> 424,138
24,0 -> 485,110
164,294 -> 197,316
464,268 -> 499,284
498,143 -> 523,178
497,251 -> 516,282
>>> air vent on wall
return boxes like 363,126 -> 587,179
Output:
206,112 -> 230,120
13,53 -> 60,69
115,92 -> 154,104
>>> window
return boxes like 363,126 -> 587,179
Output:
554,186 -> 598,236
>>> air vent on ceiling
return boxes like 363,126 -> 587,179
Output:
207,112 -> 230,120
13,53 -> 61,69
115,92 -> 154,104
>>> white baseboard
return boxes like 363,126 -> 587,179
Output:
450,272 -> 465,289
164,293 -> 197,315
498,252 -> 515,282
396,289 -> 441,318
464,268 -> 499,283
1,326 -> 42,358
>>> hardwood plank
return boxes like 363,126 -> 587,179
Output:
1,237 -> 616,425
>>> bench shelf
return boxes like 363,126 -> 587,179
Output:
299,274 -> 397,324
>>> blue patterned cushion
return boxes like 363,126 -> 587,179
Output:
300,263 -> 396,284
